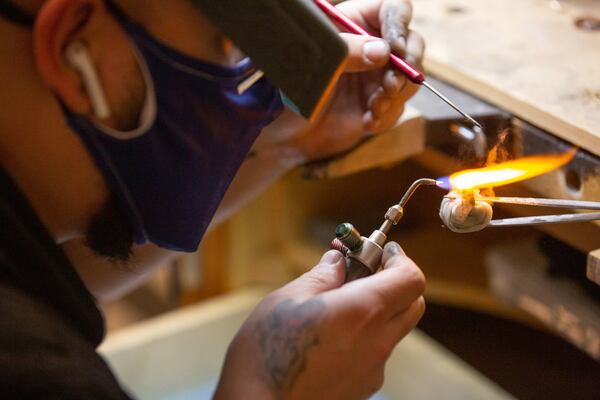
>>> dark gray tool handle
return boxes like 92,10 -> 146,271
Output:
190,0 -> 347,120
344,257 -> 374,282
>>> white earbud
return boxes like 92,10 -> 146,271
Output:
65,41 -> 111,120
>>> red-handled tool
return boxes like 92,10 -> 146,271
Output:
314,0 -> 482,129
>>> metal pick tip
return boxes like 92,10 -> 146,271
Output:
470,118 -> 483,130
422,80 -> 483,131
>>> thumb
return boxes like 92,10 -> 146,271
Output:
381,241 -> 410,269
296,250 -> 346,295
340,33 -> 390,73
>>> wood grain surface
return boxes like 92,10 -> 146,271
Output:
305,106 -> 425,178
411,0 -> 600,155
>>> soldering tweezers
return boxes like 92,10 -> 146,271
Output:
477,196 -> 600,227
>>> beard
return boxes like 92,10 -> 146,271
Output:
84,193 -> 134,263
83,64 -> 145,263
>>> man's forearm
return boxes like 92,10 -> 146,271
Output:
209,143 -> 305,229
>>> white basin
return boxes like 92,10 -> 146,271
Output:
100,288 -> 514,400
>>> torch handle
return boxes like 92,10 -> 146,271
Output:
345,257 -> 375,282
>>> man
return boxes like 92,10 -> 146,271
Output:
0,0 -> 426,398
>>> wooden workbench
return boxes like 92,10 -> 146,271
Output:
411,0 -> 600,156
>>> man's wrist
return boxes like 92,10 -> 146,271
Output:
250,142 -> 308,171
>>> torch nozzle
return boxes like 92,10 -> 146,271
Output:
398,178 -> 439,208
378,178 -> 441,235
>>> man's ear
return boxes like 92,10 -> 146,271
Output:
33,0 -> 107,116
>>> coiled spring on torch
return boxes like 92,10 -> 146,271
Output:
330,238 -> 349,256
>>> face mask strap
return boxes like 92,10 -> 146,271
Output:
0,0 -> 35,28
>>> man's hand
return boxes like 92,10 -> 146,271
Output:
255,0 -> 424,163
214,242 -> 426,400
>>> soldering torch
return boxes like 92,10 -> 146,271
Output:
331,178 -> 441,282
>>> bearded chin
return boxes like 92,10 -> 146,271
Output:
85,193 -> 134,263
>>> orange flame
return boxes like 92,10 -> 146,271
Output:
450,149 -> 576,190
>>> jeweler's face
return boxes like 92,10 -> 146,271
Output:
0,0 -> 244,261
88,0 -> 246,261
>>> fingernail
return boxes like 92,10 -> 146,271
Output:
321,250 -> 343,265
384,242 -> 406,256
363,40 -> 389,63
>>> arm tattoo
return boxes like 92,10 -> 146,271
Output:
255,297 -> 326,397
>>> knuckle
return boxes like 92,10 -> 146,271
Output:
404,262 -> 426,294
404,298 -> 426,327
410,29 -> 425,43
375,339 -> 395,363
353,296 -> 386,323
378,119 -> 395,133
368,369 -> 386,396
303,269 -> 332,289
418,33 -> 426,49
416,296 -> 427,317
368,297 -> 388,321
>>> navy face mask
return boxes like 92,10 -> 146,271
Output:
64,12 -> 284,251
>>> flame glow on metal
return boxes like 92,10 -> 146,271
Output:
438,149 -> 576,191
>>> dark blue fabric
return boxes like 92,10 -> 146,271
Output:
66,19 -> 283,252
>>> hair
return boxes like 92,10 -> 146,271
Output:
84,193 -> 134,263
